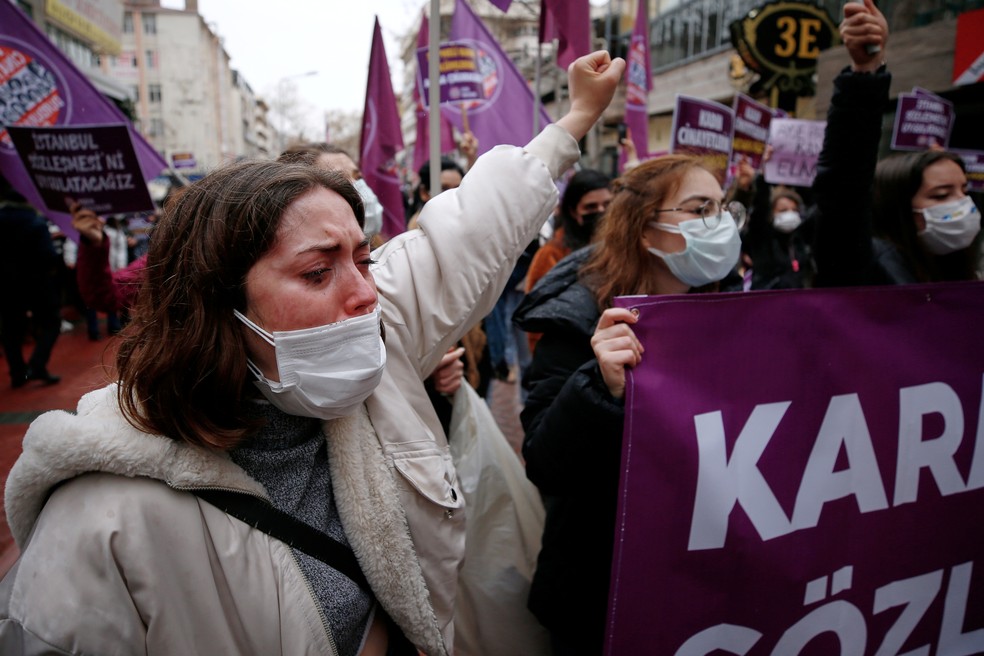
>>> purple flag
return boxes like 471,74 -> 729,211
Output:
609,282 -> 984,654
446,0 -> 552,156
540,0 -> 592,70
360,17 -> 405,239
488,0 -> 514,11
413,13 -> 456,173
624,0 -> 652,162
0,1 -> 166,239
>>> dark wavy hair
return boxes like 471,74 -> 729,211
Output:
873,150 -> 975,282
580,154 -> 712,309
116,159 -> 364,449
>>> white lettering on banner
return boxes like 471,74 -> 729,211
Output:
735,117 -> 769,142
688,376 -> 984,551
698,110 -> 724,131
895,382 -> 967,505
677,127 -> 732,151
673,562 -> 984,656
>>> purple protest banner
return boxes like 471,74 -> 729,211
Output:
623,0 -> 652,162
953,149 -> 984,192
670,95 -> 735,185
0,1 -> 166,239
446,0 -> 552,156
360,16 -> 405,239
8,124 -> 154,215
764,118 -> 826,187
412,13 -> 455,173
891,91 -> 954,151
732,93 -> 773,170
607,282 -> 984,655
416,41 -> 485,105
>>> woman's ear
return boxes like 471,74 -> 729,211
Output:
641,223 -> 657,250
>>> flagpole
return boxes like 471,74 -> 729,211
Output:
428,0 -> 441,200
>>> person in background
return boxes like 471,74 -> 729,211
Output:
406,157 -> 466,230
0,177 -> 62,387
279,142 -> 385,242
733,155 -> 816,289
514,154 -> 744,655
0,50 -> 625,655
813,0 -> 980,286
523,169 -> 612,353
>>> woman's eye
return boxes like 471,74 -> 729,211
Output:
360,258 -> 378,267
303,268 -> 330,282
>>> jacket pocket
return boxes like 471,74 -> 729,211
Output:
392,452 -> 463,511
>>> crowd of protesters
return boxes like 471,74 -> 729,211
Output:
0,1 -> 981,654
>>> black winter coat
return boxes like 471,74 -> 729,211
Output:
513,247 -> 626,653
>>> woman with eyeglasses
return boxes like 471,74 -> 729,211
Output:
813,0 -> 981,287
512,154 -> 745,655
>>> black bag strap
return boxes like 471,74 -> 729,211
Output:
192,488 -> 371,593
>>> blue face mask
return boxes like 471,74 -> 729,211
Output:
647,214 -> 741,288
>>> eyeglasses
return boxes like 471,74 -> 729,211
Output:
653,199 -> 747,230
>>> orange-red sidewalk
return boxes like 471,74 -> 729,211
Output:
0,323 -> 119,576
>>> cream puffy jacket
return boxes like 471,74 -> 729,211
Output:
0,125 -> 579,656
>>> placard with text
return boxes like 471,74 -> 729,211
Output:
608,283 -> 984,655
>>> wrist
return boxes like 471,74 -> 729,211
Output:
557,107 -> 597,142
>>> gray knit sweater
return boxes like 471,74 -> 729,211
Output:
231,401 -> 374,656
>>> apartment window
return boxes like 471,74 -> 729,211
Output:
142,13 -> 156,35
145,49 -> 157,69
148,84 -> 162,103
148,118 -> 164,136
123,12 -> 133,33
131,85 -> 140,102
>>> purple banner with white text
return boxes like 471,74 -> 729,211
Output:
608,283 -> 984,655
732,93 -> 774,170
953,149 -> 984,192
8,124 -> 154,215
670,95 -> 734,185
891,92 -> 954,151
0,1 -> 166,239
415,41 -> 485,106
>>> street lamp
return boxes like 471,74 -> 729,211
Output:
275,70 -> 319,152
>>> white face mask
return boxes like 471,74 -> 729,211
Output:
917,196 -> 981,255
233,306 -> 386,420
353,178 -> 383,237
648,214 -> 741,288
773,210 -> 802,234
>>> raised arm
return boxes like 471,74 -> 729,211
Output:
812,0 -> 891,287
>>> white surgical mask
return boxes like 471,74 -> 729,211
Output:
233,307 -> 386,420
772,210 -> 802,234
353,178 -> 383,237
648,214 -> 741,288
917,196 -> 981,255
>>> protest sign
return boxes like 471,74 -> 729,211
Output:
1,1 -> 166,238
670,95 -> 735,184
731,94 -> 774,170
8,124 -> 154,215
891,91 -> 954,151
764,118 -> 825,186
607,283 -> 984,655
953,149 -> 984,192
415,41 -> 485,105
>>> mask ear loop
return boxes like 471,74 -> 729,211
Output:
233,310 -> 281,385
233,309 -> 276,347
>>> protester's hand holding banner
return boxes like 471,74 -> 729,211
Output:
606,283 -> 984,655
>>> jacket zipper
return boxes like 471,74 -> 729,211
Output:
175,484 -> 340,655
